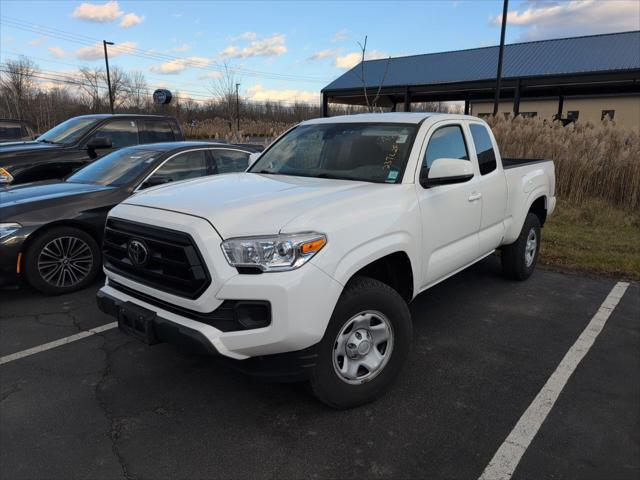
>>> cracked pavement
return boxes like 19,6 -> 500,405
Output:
1,258 -> 638,480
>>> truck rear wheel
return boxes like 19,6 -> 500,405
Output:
501,212 -> 541,281
309,276 -> 412,409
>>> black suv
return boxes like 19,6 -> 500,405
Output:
0,114 -> 184,184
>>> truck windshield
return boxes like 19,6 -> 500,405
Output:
66,148 -> 159,187
249,123 -> 418,183
37,117 -> 98,145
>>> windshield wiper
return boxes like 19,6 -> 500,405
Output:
38,139 -> 59,144
253,170 -> 275,174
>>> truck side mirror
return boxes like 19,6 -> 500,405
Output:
86,137 -> 113,151
423,158 -> 473,187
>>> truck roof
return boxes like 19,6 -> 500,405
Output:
302,112 -> 478,125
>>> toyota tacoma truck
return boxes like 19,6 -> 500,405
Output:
96,113 -> 555,408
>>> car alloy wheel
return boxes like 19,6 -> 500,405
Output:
37,236 -> 94,288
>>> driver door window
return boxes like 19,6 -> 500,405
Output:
142,150 -> 209,188
90,120 -> 139,148
421,125 -> 469,183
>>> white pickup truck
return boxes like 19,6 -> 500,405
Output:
97,113 -> 555,408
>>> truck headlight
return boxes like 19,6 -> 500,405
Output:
221,232 -> 327,272
0,223 -> 21,239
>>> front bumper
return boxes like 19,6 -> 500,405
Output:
97,287 -> 321,382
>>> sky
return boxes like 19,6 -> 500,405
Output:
1,0 -> 639,105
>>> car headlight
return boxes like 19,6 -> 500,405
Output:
0,223 -> 21,239
0,167 -> 14,184
221,232 -> 327,272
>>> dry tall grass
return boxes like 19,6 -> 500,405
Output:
486,115 -> 640,211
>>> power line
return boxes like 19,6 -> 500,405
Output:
0,16 -> 331,84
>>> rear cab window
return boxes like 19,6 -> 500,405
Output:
212,149 -> 250,173
469,123 -> 497,175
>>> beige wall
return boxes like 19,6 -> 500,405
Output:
470,95 -> 640,128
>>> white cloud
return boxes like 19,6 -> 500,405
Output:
220,33 -> 287,58
120,12 -> 144,28
72,1 -> 123,22
247,84 -> 319,104
308,49 -> 335,61
48,46 -> 66,58
150,56 -> 211,74
170,43 -> 191,53
75,41 -> 137,60
491,0 -> 640,40
229,31 -> 257,42
331,28 -> 348,43
29,36 -> 48,46
334,50 -> 388,69
197,71 -> 222,80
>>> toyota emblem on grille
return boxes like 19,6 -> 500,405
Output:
127,239 -> 149,267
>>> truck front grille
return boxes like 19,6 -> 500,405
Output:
103,218 -> 211,299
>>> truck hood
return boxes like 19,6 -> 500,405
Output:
123,172 -> 378,238
0,140 -> 62,155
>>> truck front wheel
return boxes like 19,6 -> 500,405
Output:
309,276 -> 412,409
501,212 -> 541,281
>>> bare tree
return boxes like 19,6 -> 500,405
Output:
127,70 -> 149,111
0,56 -> 38,118
78,66 -> 105,112
354,36 -> 391,112
207,62 -> 241,133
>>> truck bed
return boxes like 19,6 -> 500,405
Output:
502,157 -> 550,169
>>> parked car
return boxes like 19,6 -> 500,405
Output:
0,119 -> 36,142
0,114 -> 184,185
0,141 -> 254,294
96,113 -> 556,408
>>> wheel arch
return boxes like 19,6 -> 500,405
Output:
343,251 -> 415,303
22,220 -> 102,258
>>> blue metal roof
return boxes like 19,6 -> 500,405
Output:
323,31 -> 640,92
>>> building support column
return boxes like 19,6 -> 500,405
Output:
556,93 -> 564,120
513,79 -> 521,116
464,99 -> 470,115
321,93 -> 328,117
404,87 -> 412,112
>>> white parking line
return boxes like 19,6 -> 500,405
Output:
0,322 -> 118,366
478,281 -> 630,480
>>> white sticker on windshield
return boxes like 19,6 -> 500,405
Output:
386,170 -> 399,182
396,135 -> 408,143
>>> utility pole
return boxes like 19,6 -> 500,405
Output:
103,40 -> 115,114
493,0 -> 508,116
235,83 -> 240,132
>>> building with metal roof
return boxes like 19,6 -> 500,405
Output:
321,31 -> 640,126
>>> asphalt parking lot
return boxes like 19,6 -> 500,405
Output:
0,256 -> 638,480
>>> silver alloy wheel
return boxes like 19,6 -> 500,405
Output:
37,236 -> 93,288
525,228 -> 537,267
332,310 -> 394,385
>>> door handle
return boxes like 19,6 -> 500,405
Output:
468,192 -> 482,202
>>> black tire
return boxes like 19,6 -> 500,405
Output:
24,226 -> 101,295
501,213 -> 541,281
309,276 -> 412,409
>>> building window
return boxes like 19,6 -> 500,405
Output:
520,112 -> 537,118
567,111 -> 579,121
601,110 -> 615,121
